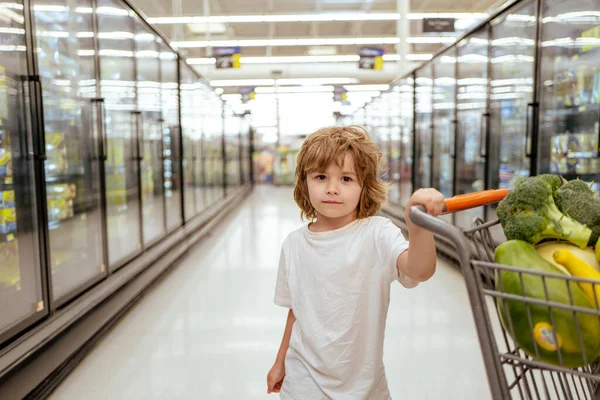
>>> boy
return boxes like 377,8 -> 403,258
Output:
267,126 -> 444,399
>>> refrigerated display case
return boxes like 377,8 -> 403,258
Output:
180,64 -> 196,221
0,0 -> 46,341
388,91 -> 402,203
432,49 -> 457,200
160,45 -> 182,231
455,29 -> 490,229
134,20 -> 165,246
33,0 -> 106,302
224,109 -> 241,191
487,0 -> 537,231
193,84 -> 207,213
205,96 -> 224,205
97,0 -> 142,268
538,0 -> 600,192
397,77 -> 415,207
415,65 -> 433,190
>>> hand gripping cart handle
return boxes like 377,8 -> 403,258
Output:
408,189 -> 600,400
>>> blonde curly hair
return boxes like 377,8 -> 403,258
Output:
293,125 -> 388,221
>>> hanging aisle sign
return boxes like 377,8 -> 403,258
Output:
240,87 -> 256,102
214,46 -> 241,69
358,47 -> 384,70
423,18 -> 455,33
334,87 -> 348,103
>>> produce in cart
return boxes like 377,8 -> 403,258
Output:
494,175 -> 600,368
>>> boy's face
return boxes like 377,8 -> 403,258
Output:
306,152 -> 362,221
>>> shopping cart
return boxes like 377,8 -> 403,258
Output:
408,189 -> 600,400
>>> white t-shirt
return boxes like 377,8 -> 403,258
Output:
274,216 -> 419,400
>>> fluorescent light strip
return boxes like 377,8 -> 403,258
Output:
345,84 -> 390,91
212,78 -> 359,87
149,12 -> 400,24
0,27 -> 24,34
407,37 -> 456,44
255,85 -> 335,93
149,12 -> 485,24
0,3 -> 24,10
187,53 -> 428,65
173,37 -> 400,48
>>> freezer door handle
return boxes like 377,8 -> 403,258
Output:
32,77 -> 46,161
525,103 -> 535,158
480,112 -> 490,159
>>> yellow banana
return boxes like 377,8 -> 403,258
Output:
554,249 -> 600,307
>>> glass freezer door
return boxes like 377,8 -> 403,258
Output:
432,50 -> 457,200
538,0 -> 600,191
33,0 -> 106,302
398,78 -> 414,207
455,29 -> 490,229
0,0 -> 45,339
159,47 -> 182,231
97,0 -> 142,267
180,65 -> 195,220
415,65 -> 433,190
488,1 -> 537,223
134,20 -> 165,246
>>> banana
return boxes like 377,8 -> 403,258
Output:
554,249 -> 600,307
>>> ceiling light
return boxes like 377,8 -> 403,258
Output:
255,85 -> 335,93
172,37 -> 400,48
344,84 -> 390,91
148,12 -> 487,24
149,13 -> 400,24
407,13 -> 487,20
211,79 -> 275,87
187,53 -> 429,65
407,37 -> 456,44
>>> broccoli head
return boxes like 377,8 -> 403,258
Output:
497,175 -> 592,248
555,179 -> 600,247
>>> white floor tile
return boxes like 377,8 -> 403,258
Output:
50,186 -> 492,400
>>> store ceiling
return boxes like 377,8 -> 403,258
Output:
130,0 -> 502,91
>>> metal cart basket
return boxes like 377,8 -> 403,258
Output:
408,189 -> 600,400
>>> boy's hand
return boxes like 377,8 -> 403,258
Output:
406,188 -> 445,221
267,361 -> 285,394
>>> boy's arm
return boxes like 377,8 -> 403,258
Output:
396,224 -> 436,282
274,309 -> 296,365
396,188 -> 445,282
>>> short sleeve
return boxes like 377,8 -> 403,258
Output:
377,218 -> 419,288
274,246 -> 292,308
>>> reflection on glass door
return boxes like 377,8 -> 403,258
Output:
33,0 -> 105,301
193,85 -> 207,213
388,91 -> 402,203
134,20 -> 165,246
415,65 -> 433,190
180,64 -> 196,220
488,1 -> 536,226
97,0 -> 142,267
538,0 -> 600,193
455,30 -> 489,229
205,97 -> 223,205
0,0 -> 45,338
432,49 -> 457,200
160,46 -> 182,231
398,77 -> 414,206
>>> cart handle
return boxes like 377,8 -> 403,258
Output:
442,188 -> 508,214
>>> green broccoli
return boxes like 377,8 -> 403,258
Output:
555,179 -> 600,247
497,175 -> 592,248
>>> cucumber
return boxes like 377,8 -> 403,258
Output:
494,240 -> 600,368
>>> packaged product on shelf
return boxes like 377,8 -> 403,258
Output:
0,66 -> 7,124
45,132 -> 67,175
0,149 -> 12,179
0,240 -> 20,288
4,207 -> 16,234
2,190 -> 14,208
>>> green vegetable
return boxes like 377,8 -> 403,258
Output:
497,175 -> 592,248
554,179 -> 600,247
495,240 -> 600,368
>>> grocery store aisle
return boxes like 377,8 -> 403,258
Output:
50,186 -> 492,400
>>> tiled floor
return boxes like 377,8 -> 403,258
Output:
50,185 -> 492,399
